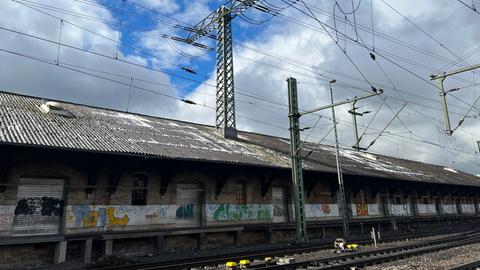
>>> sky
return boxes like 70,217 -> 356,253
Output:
0,0 -> 479,175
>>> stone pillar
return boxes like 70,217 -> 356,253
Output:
197,233 -> 205,250
54,241 -> 67,264
154,236 -> 165,254
234,231 -> 240,246
104,240 -> 113,256
83,239 -> 93,264
265,228 -> 273,243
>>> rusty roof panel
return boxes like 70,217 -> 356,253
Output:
0,91 -> 479,187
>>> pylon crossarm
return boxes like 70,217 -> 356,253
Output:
186,1 -> 260,43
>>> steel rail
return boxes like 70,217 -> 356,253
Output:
447,259 -> 480,270
89,228 -> 480,270
253,231 -> 480,269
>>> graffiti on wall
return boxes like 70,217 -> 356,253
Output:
350,204 -> 380,217
441,204 -> 457,214
389,204 -> 410,216
14,197 -> 64,217
206,204 -> 273,221
66,205 -> 175,229
176,204 -> 194,218
0,206 -> 15,225
305,204 -> 339,218
355,203 -> 369,216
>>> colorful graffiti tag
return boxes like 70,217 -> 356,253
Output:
66,205 -> 175,229
176,204 -> 194,218
355,203 -> 369,216
206,204 -> 273,221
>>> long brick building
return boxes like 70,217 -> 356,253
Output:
0,91 -> 479,267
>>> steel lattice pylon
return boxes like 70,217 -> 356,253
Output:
184,1 -> 260,138
215,7 -> 237,138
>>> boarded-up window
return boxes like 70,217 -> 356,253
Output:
235,180 -> 246,205
176,183 -> 203,226
13,178 -> 65,236
131,174 -> 148,205
272,187 -> 288,222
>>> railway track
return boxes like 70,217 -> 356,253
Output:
447,259 -> 480,270
254,230 -> 480,270
89,228 -> 480,270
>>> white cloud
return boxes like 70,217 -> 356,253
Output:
135,0 -> 180,14
0,0 -> 179,115
0,0 -> 479,175
174,0 -> 480,174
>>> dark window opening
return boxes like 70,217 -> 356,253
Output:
394,196 -> 401,204
132,174 -> 148,205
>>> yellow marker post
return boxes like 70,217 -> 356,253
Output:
347,244 -> 359,250
226,261 -> 237,269
239,259 -> 250,269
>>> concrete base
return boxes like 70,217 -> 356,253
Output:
105,240 -> 113,256
54,241 -> 67,264
83,239 -> 92,263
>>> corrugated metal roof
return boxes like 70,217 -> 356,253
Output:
1,91 -> 479,187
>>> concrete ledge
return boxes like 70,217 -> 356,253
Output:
0,235 -> 64,246
101,226 -> 244,240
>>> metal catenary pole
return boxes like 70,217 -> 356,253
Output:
287,77 -> 382,242
329,81 -> 350,239
287,77 -> 308,244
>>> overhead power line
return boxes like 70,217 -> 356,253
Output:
17,0 -> 477,117
457,0 -> 480,15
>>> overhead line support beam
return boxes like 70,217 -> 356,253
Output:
431,63 -> 480,136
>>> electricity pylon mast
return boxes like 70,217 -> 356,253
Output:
186,1 -> 260,138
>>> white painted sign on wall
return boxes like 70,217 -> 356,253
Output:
305,204 -> 339,218
460,204 -> 476,214
417,204 -> 437,215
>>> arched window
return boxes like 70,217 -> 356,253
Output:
131,174 -> 148,205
